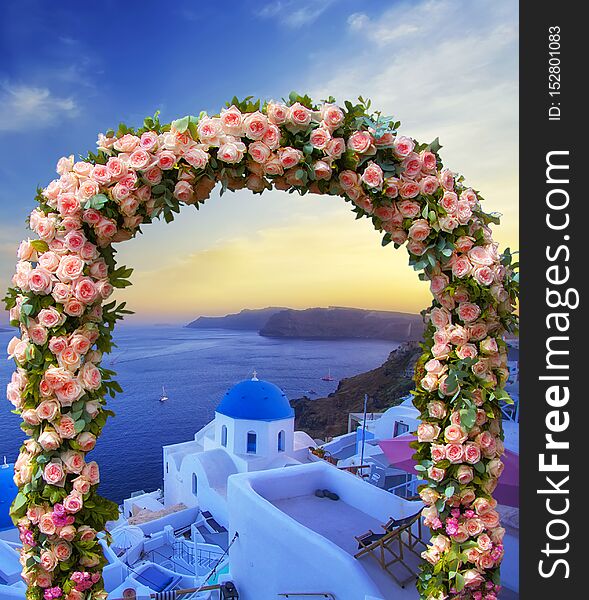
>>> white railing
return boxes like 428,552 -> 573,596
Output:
388,475 -> 423,499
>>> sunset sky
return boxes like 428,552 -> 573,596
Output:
0,0 -> 518,323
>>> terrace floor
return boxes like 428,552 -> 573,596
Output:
272,494 -> 519,600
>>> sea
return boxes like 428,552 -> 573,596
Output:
0,325 -> 397,502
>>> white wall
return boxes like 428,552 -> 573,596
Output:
214,413 -> 294,463
227,462 -> 421,600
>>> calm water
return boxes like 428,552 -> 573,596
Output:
0,326 -> 396,502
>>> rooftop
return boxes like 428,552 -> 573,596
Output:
216,375 -> 294,422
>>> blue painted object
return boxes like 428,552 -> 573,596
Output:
0,463 -> 17,531
216,378 -> 294,421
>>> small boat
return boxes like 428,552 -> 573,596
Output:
307,389 -> 318,395
160,385 -> 169,402
321,369 -> 334,382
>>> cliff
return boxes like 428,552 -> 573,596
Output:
186,307 -> 287,330
260,307 -> 424,342
291,341 -> 422,440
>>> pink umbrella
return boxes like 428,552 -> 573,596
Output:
378,434 -> 519,508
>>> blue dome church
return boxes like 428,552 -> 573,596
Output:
161,373 -> 316,528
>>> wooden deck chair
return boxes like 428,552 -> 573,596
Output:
386,508 -> 426,557
353,511 -> 421,588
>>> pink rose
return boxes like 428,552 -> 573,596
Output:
469,322 -> 488,341
417,422 -> 441,442
446,443 -> 464,464
452,255 -> 473,279
399,180 -> 420,198
43,461 -> 65,486
431,444 -> 446,462
218,141 -> 246,164
321,137 -> 344,160
64,298 -> 85,317
361,162 -> 384,189
128,149 -> 152,170
278,147 -> 304,169
243,111 -> 269,140
77,431 -> 97,452
430,274 -> 449,296
309,127 -> 331,149
248,141 -> 272,164
106,156 -> 128,179
183,147 -> 209,170
29,267 -> 54,294
82,461 -> 100,484
425,359 -> 446,376
407,239 -> 427,256
420,175 -> 439,195
420,150 -> 437,172
313,160 -> 332,180
408,219 -> 431,241
440,169 -> 455,191
456,465 -> 474,485
397,199 -> 421,218
55,415 -> 77,439
427,400 -> 447,419
457,343 -> 478,360
458,302 -> 482,323
445,424 -> 468,443
393,136 -> 414,158
63,492 -> 83,514
79,362 -> 102,391
114,133 -> 140,153
173,180 -> 195,203
468,245 -> 493,266
287,103 -> 311,128
29,323 -> 48,345
338,170 -> 359,190
440,192 -> 458,213
464,442 -> 482,464
38,308 -> 63,329
474,266 -> 495,286
428,466 -> 445,482
56,255 -> 84,283
219,105 -> 244,135
54,540 -> 72,561
36,400 -> 60,422
40,550 -> 58,572
321,104 -> 344,129
62,450 -> 85,474
38,430 -> 62,451
347,130 -> 373,154
455,236 -> 475,253
55,379 -> 83,406
140,131 -> 158,151
266,102 -> 289,125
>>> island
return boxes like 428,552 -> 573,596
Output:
260,307 -> 424,342
290,341 -> 422,440
187,306 -> 424,342
186,307 -> 287,330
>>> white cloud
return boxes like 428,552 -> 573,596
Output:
258,0 -> 337,27
0,82 -> 77,132
306,0 -> 519,247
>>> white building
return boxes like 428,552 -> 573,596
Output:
161,374 -> 315,527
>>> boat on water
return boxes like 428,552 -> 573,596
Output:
321,368 -> 334,381
160,385 -> 169,402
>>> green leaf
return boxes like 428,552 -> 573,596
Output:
455,573 -> 465,592
84,194 -> 109,210
172,116 -> 190,133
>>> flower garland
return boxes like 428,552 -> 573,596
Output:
4,92 -> 518,600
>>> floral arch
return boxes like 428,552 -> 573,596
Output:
4,92 -> 518,600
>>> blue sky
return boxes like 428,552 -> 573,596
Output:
0,0 -> 518,322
